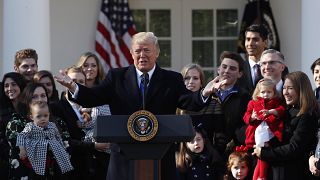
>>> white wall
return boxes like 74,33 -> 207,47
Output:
270,0 -> 301,72
1,0 -> 309,90
49,0 -> 302,74
302,0 -> 320,87
50,0 -> 100,92
0,0 -> 3,77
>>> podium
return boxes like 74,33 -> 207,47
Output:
94,114 -> 195,179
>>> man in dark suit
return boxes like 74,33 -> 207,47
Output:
240,24 -> 268,94
55,32 -> 221,180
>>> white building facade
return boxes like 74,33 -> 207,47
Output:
1,0 -> 320,91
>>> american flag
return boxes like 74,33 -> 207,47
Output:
95,0 -> 136,73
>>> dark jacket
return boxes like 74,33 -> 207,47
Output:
70,64 -> 206,180
51,99 -> 95,180
212,86 -> 251,146
261,107 -> 318,180
178,149 -> 225,180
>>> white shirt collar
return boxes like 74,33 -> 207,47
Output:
135,65 -> 156,83
248,59 -> 260,68
276,79 -> 283,93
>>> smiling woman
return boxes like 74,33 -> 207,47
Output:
5,82 -> 71,179
0,72 -> 27,179
1,73 -> 27,110
76,52 -> 106,88
253,71 -> 320,180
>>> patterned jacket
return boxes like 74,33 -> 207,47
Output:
16,122 -> 73,175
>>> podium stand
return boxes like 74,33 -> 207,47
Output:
94,114 -> 195,179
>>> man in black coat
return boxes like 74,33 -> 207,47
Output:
55,32 -> 221,180
238,24 -> 268,94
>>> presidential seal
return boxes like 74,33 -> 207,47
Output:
127,110 -> 158,142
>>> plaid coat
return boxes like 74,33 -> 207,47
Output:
16,122 -> 73,175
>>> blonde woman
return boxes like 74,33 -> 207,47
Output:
76,52 -> 105,88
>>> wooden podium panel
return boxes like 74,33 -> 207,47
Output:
134,160 -> 160,180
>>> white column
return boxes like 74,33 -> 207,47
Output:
301,0 -> 320,86
3,0 -> 51,74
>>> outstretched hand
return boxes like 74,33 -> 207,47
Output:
202,76 -> 227,97
54,70 -> 76,92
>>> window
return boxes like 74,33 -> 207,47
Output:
130,0 -> 244,82
132,9 -> 172,68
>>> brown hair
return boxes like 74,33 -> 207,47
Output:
227,151 -> 251,173
284,71 -> 320,116
310,58 -> 320,74
180,63 -> 205,88
219,51 -> 244,72
33,70 -> 59,102
14,48 -> 38,66
176,127 -> 215,172
75,52 -> 105,85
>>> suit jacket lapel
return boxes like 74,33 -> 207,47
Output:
146,65 -> 163,104
244,60 -> 254,88
124,65 -> 142,109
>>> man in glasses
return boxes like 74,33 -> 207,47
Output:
260,49 -> 287,93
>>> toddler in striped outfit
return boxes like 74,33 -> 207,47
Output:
17,101 -> 73,179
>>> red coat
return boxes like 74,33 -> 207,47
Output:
243,97 -> 285,148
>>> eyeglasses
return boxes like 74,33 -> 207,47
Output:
259,60 -> 283,66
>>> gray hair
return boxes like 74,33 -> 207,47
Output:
261,49 -> 285,64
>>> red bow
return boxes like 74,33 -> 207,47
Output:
235,145 -> 249,152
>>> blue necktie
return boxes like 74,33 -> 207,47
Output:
140,73 -> 149,109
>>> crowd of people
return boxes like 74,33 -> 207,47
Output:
0,24 -> 320,180
0,49 -> 110,180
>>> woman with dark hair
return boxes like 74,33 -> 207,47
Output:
253,71 -> 319,180
6,83 -> 70,179
33,70 -> 60,103
0,72 -> 27,179
0,72 -> 27,111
